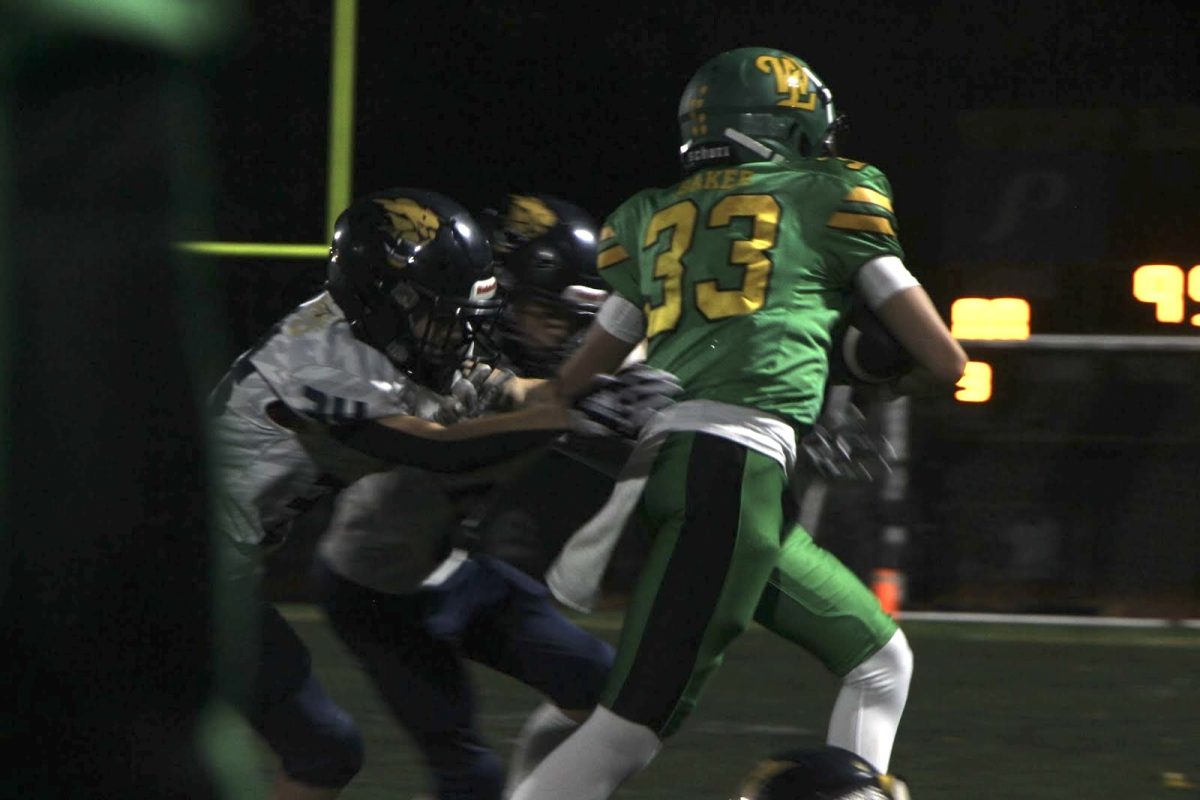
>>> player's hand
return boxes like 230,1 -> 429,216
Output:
568,363 -> 682,438
856,365 -> 958,402
401,382 -> 467,425
890,365 -> 958,397
451,361 -> 518,416
801,403 -> 895,482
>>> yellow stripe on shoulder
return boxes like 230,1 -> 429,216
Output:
597,244 -> 630,269
599,225 -> 617,242
843,186 -> 893,212
827,212 -> 896,237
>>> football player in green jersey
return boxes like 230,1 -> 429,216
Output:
510,47 -> 967,800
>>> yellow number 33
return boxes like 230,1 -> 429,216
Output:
642,194 -> 781,338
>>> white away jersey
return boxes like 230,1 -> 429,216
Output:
210,292 -> 454,548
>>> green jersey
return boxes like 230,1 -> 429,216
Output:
598,157 -> 905,428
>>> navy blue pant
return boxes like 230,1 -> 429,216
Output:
315,555 -> 614,800
227,601 -> 364,788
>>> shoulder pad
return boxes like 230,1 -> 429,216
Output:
600,188 -> 658,249
283,292 -> 342,337
782,158 -> 900,242
806,156 -> 891,190
608,187 -> 658,222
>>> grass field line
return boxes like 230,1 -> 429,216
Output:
277,602 -> 1200,643
897,610 -> 1200,628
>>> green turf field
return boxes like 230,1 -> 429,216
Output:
238,607 -> 1199,799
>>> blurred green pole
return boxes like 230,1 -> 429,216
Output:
325,0 -> 358,240
0,66 -> 9,617
176,241 -> 329,258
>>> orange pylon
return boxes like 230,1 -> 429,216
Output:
871,568 -> 903,617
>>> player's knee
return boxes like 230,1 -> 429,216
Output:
557,635 -> 616,710
845,628 -> 913,693
881,628 -> 914,689
418,730 -> 505,800
583,636 -> 617,696
262,675 -> 365,788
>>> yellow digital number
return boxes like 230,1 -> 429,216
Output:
1132,264 -> 1186,323
643,200 -> 697,338
696,194 -> 780,320
1189,267 -> 1200,326
1131,263 -> 1200,326
955,360 -> 992,403
641,194 -> 781,337
949,297 -> 1031,340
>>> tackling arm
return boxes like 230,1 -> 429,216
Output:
531,293 -> 646,404
329,404 -> 569,473
331,357 -> 679,471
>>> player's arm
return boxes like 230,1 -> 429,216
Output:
856,255 -> 967,386
820,164 -> 966,388
331,353 -> 677,471
532,293 -> 646,403
328,404 -> 568,473
513,324 -> 647,408
525,207 -> 653,404
377,403 -> 569,439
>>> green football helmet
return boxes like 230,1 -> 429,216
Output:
677,46 -> 845,174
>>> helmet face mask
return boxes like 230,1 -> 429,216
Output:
821,112 -> 850,158
481,193 -> 603,377
510,296 -> 573,348
401,282 -> 503,387
326,188 -> 502,389
678,46 -> 844,174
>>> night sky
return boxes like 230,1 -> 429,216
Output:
208,0 -> 1199,252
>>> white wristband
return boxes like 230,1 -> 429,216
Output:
855,255 -> 919,309
595,294 -> 647,344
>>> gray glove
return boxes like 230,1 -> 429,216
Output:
569,363 -> 683,438
451,361 -> 517,417
801,403 -> 896,482
399,381 -> 466,425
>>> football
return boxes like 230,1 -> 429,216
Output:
828,301 -> 914,386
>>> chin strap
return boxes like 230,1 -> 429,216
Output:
680,128 -> 788,175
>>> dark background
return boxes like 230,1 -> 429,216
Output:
207,0 -> 1198,243
203,0 -> 1200,615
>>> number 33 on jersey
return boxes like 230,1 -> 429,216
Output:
596,157 -> 905,428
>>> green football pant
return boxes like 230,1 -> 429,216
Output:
600,432 -> 896,738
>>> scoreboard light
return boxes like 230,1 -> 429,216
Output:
949,297 -> 1028,404
947,263 -> 1200,404
955,361 -> 992,403
949,297 -> 1031,340
1132,264 -> 1200,325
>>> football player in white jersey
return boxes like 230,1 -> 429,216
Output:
469,194 -> 649,600
209,187 -> 679,800
312,191 -> 618,800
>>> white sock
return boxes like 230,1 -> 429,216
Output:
504,703 -> 578,798
508,706 -> 661,800
826,628 -> 914,773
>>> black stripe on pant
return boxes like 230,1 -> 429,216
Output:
609,433 -> 747,733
